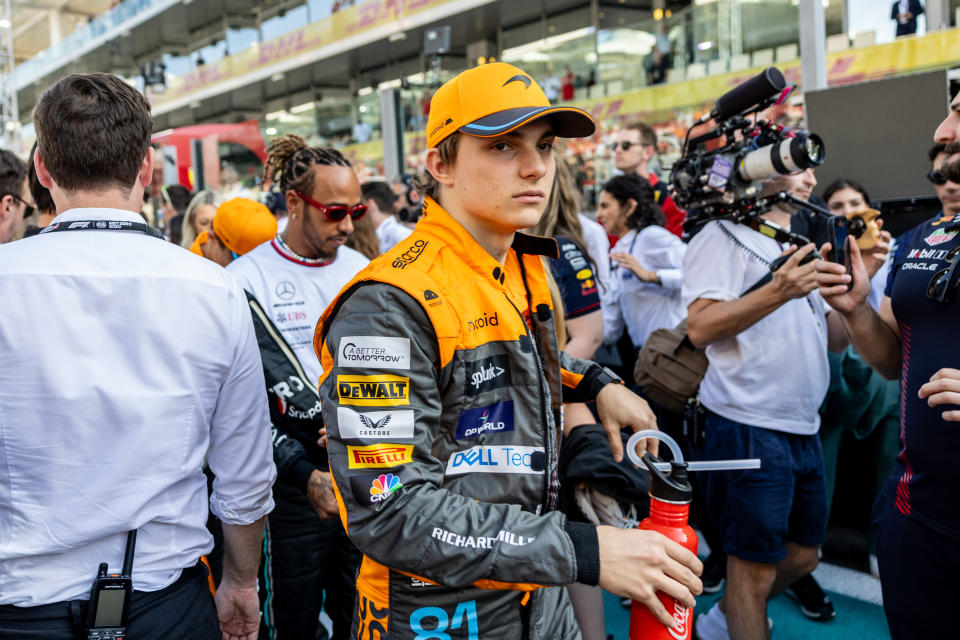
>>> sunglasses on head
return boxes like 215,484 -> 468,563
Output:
610,141 -> 646,151
293,190 -> 367,222
927,243 -> 960,304
927,170 -> 951,186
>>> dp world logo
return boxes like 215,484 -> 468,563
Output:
275,280 -> 296,300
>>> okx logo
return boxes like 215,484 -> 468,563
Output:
445,445 -> 543,476
337,375 -> 410,406
464,354 -> 511,395
455,401 -> 514,439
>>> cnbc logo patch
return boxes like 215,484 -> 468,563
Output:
370,474 -> 402,502
337,374 -> 410,406
347,444 -> 414,469
349,468 -> 407,505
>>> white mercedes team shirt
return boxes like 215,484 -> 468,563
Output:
682,220 -> 829,435
227,237 -> 369,387
0,208 -> 276,606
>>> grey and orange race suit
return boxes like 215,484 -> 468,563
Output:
314,198 -> 619,639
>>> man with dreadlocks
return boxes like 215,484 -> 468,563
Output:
227,134 -> 369,639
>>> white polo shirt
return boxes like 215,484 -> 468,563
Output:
0,208 -> 276,606
227,237 -> 369,388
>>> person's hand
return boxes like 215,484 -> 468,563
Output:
306,469 -> 338,519
919,369 -> 960,422
595,383 -> 658,462
861,224 -> 891,280
770,243 -> 819,301
611,251 -> 658,283
215,580 -> 260,640
316,426 -> 328,448
815,238 -> 871,315
597,526 -> 703,627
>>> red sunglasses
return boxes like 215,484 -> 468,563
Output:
293,190 -> 367,222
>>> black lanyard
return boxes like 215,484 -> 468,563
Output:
40,219 -> 164,240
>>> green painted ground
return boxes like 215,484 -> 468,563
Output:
603,589 -> 891,639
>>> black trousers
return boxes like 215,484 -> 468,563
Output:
259,476 -> 361,640
0,563 -> 219,640
875,498 -> 960,639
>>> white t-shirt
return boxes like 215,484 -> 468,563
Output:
376,215 -> 414,255
604,226 -> 687,347
228,238 -> 369,387
681,220 -> 830,435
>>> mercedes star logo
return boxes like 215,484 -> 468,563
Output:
275,281 -> 296,300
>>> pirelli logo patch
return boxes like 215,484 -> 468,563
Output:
337,375 -> 410,406
347,444 -> 414,469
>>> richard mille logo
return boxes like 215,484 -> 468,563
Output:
275,281 -> 296,300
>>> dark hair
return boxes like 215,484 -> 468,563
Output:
361,181 -> 397,214
623,121 -> 657,147
929,142 -> 947,163
601,173 -> 666,230
0,148 -> 27,202
264,134 -> 351,195
414,132 -> 462,202
822,179 -> 870,207
26,142 -> 55,215
33,73 -> 152,192
162,184 -> 192,213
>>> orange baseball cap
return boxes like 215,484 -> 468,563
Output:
426,62 -> 595,148
213,198 -> 278,255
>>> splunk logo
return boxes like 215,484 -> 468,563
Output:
466,312 -> 498,332
455,401 -> 514,439
337,374 -> 410,406
464,354 -> 511,395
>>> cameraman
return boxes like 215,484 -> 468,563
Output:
683,170 -> 846,640
814,93 -> 960,640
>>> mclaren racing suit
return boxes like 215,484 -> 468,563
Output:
314,198 -> 619,639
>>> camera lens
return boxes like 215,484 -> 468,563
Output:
737,132 -> 826,182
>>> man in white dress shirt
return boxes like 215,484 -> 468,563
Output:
0,73 -> 275,640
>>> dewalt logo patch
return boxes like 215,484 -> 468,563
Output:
338,374 -> 410,406
347,444 -> 414,469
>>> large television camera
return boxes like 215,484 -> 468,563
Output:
671,69 -> 836,258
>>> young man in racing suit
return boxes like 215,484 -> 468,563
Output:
314,62 -> 703,639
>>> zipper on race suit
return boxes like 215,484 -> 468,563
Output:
502,292 -> 553,513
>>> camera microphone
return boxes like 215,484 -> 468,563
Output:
711,67 -> 786,121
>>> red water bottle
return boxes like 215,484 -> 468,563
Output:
629,455 -> 697,640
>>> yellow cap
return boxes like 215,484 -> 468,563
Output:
426,62 -> 595,148
189,230 -> 208,255
213,198 -> 278,255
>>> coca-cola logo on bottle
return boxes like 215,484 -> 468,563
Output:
667,599 -> 690,640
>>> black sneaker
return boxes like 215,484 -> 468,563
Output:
701,553 -> 726,594
784,574 -> 836,621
